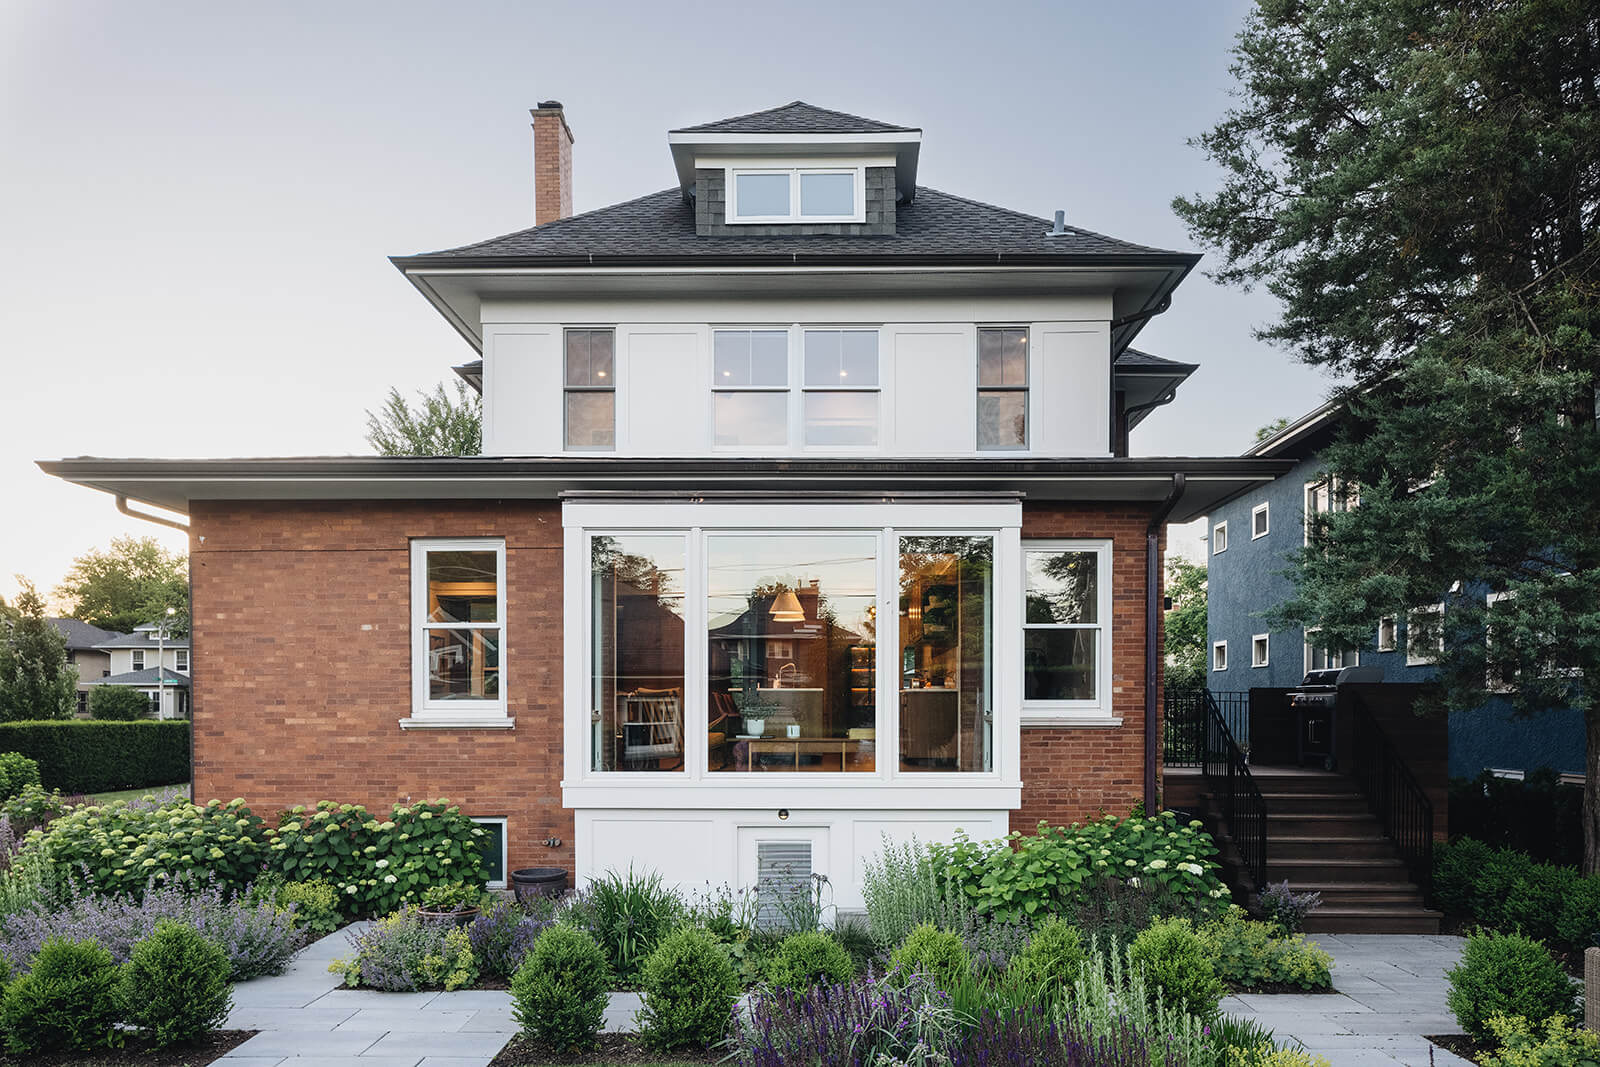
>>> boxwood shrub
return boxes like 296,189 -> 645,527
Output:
0,721 -> 188,794
87,686 -> 150,722
0,753 -> 40,803
1434,837 -> 1600,951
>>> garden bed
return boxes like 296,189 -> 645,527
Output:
0,1029 -> 256,1067
1425,1033 -> 1489,1064
490,1034 -> 717,1066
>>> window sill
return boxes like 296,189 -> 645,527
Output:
398,717 -> 515,731
1020,716 -> 1123,729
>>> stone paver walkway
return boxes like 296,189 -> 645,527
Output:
1222,933 -> 1472,1067
220,924 -> 640,1066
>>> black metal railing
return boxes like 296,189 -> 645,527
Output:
1201,689 -> 1267,889
1165,688 -> 1250,767
1352,698 -> 1435,900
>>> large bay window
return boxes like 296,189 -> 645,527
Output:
1021,540 -> 1112,721
407,539 -> 507,726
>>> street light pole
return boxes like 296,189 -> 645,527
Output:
157,606 -> 176,721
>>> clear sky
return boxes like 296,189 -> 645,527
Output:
0,0 -> 1335,600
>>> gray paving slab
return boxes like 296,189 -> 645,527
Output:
459,1009 -> 518,1033
227,1006 -> 361,1032
222,1030 -> 382,1057
360,1032 -> 511,1058
603,991 -> 643,1033
322,990 -> 443,1009
333,1009 -> 476,1033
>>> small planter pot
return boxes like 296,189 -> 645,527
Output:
417,906 -> 479,928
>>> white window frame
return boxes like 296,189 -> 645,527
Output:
1020,538 -> 1115,724
1251,502 -> 1270,540
1303,627 -> 1358,673
174,648 -> 189,673
1212,641 -> 1228,672
711,326 -> 791,451
131,649 -> 145,671
975,326 -> 1030,453
800,327 -> 881,449
1251,634 -> 1270,668
1406,603 -> 1444,666
1377,616 -> 1397,653
470,816 -> 509,889
728,166 -> 867,224
711,326 -> 885,453
404,538 -> 511,729
1304,477 -> 1353,546
1212,522 -> 1228,555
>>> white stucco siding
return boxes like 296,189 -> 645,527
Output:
478,292 -> 1115,459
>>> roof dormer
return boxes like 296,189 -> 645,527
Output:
667,102 -> 921,237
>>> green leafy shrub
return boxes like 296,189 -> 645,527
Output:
1,784 -> 76,835
0,753 -> 40,803
637,925 -> 739,1050
568,867 -> 681,980
118,920 -> 232,1048
511,925 -> 611,1052
764,930 -> 854,992
88,686 -> 150,721
1226,1049 -> 1332,1067
277,880 -> 342,938
1435,837 -> 1495,917
936,812 -> 1230,923
889,923 -> 971,989
0,936 -> 122,1053
1006,917 -> 1086,997
332,907 -> 477,991
1201,911 -> 1333,990
1446,931 -> 1577,1043
14,796 -> 267,899
268,799 -> 487,917
861,837 -> 971,952
1435,837 -> 1600,952
1480,1013 -> 1600,1067
0,720 -> 188,794
1129,916 -> 1224,1018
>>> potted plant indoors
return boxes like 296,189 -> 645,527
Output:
416,883 -> 482,926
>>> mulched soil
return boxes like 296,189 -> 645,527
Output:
1425,1033 -> 1490,1064
489,1034 -> 719,1066
0,1030 -> 256,1067
1226,980 -> 1340,995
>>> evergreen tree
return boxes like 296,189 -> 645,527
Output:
1176,1 -> 1600,865
365,380 -> 482,456
0,581 -> 77,722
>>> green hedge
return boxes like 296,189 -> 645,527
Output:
1435,836 -> 1600,951
0,721 -> 188,794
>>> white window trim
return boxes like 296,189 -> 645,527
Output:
562,327 -> 617,452
727,166 -> 867,224
1303,626 -> 1359,674
1212,640 -> 1228,672
175,649 -> 189,673
1251,502 -> 1270,540
403,538 -> 511,729
560,501 -> 1025,812
1406,603 -> 1444,666
1020,538 -> 1115,725
801,327 -> 882,450
470,816 -> 509,889
1212,521 -> 1228,555
710,326 -> 885,453
975,326 -> 1030,453
1251,633 -> 1270,668
1376,616 -> 1397,653
131,649 -> 145,671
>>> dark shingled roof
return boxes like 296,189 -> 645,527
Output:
47,618 -> 129,651
670,101 -> 918,135
1117,347 -> 1199,372
85,667 -> 189,688
403,187 -> 1187,264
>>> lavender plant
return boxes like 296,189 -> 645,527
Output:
332,906 -> 477,991
1256,882 -> 1322,934
0,876 -> 300,981
727,970 -> 958,1067
947,1003 -> 1182,1067
467,899 -> 552,980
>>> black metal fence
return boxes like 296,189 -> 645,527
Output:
1201,689 -> 1268,890
1352,698 -> 1435,900
1164,688 -> 1249,767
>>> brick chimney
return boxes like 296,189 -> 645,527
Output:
531,101 -> 574,225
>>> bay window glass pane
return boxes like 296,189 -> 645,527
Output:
1024,550 -> 1098,624
804,392 -> 877,446
591,536 -> 686,772
1023,629 -> 1096,701
707,535 -> 877,773
565,391 -> 615,449
804,330 -> 878,387
977,391 -> 1026,449
899,537 -> 993,773
714,392 -> 787,446
427,551 -> 498,623
427,628 -> 500,700
800,172 -> 854,217
978,328 -> 1028,386
735,172 -> 790,217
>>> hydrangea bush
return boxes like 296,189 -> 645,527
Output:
934,812 -> 1230,922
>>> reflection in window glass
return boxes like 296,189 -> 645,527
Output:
977,328 -> 1028,450
977,391 -> 1026,450
734,172 -> 791,217
707,535 -> 877,773
566,392 -> 616,449
424,546 -> 502,702
564,329 -> 615,450
899,537 -> 992,772
803,330 -> 878,387
714,392 -> 788,447
803,392 -> 877,446
1022,547 -> 1102,702
591,536 -> 686,772
800,172 -> 855,217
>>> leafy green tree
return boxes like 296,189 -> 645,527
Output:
1175,1 -> 1600,864
1164,557 -> 1208,690
1253,417 -> 1290,444
0,581 -> 77,722
365,380 -> 481,456
56,537 -> 188,636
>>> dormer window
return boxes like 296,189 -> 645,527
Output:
729,167 -> 865,224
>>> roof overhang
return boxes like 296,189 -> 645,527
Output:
39,455 -> 1294,527
1245,397 -> 1344,457
667,131 -> 922,201
1114,361 -> 1199,431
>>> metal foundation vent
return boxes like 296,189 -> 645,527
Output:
755,840 -> 812,931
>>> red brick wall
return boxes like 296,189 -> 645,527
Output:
1012,503 -> 1163,832
188,500 -> 573,877
532,106 -> 573,225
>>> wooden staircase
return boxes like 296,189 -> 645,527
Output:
1204,767 -> 1442,934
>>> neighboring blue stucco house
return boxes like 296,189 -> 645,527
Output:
1205,402 -> 1584,780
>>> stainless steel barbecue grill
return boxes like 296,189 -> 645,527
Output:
1286,664 -> 1382,770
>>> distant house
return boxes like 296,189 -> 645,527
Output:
1204,402 -> 1584,781
48,622 -> 192,719
48,618 -> 126,715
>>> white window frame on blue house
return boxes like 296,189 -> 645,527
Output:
1406,603 -> 1444,667
1251,634 -> 1270,668
1212,521 -> 1228,555
1212,640 -> 1228,672
1251,502 -> 1270,539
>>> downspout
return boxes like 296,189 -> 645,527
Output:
1144,473 -> 1186,813
116,495 -> 189,532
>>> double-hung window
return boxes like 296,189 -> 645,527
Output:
1212,522 -> 1228,555
729,168 -> 864,224
408,539 -> 508,725
564,329 -> 615,450
802,329 -> 878,446
1021,540 -> 1111,718
977,328 -> 1028,450
175,649 -> 189,673
713,329 -> 789,447
1406,604 -> 1444,666
131,649 -> 145,671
